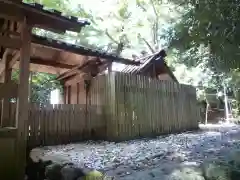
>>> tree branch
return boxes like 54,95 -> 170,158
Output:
105,30 -> 119,44
150,0 -> 159,48
138,33 -> 155,53
150,0 -> 158,17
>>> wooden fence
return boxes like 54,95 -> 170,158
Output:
1,72 -> 200,147
4,104 -> 105,148
103,72 -> 199,141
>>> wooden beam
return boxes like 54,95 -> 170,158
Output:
1,30 -> 20,37
30,58 -> 75,69
1,51 -> 13,127
0,35 -> 21,49
31,35 -> 140,65
9,52 -> 20,69
0,127 -> 17,138
57,56 -> 88,80
15,18 -> 32,180
13,61 -> 68,75
0,51 -> 20,76
64,73 -> 84,86
0,81 -> 17,99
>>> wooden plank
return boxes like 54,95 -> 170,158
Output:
0,127 -> 17,138
0,35 -> 21,49
30,104 -> 39,147
52,104 -> 58,144
44,106 -> 51,145
46,105 -> 53,145
0,81 -> 18,99
0,136 -> 17,179
70,105 -> 77,142
57,104 -> 62,144
39,108 -> 45,145
55,104 -> 60,144
29,57 -> 75,69
62,104 -> 68,144
78,105 -> 84,141
65,105 -> 71,143
0,52 -> 20,79
27,106 -> 33,146
1,52 -> 13,127
15,19 -> 32,180
115,73 -> 121,140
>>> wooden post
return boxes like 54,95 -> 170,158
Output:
1,53 -> 13,127
15,18 -> 32,180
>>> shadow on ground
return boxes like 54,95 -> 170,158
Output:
29,123 -> 240,180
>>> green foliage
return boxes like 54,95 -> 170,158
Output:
167,0 -> 240,113
12,70 -> 62,105
168,0 -> 240,73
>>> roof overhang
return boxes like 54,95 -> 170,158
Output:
0,0 -> 90,33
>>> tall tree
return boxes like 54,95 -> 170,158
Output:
168,0 -> 240,73
167,0 -> 240,113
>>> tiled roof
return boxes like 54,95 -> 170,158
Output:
0,1 -> 90,32
119,50 -> 178,82
23,2 -> 90,26
120,51 -> 165,73
32,34 -> 140,65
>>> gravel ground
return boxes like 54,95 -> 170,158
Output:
31,123 -> 240,179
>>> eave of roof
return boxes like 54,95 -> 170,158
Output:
32,35 -> 140,65
0,0 -> 90,33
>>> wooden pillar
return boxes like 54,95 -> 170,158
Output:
1,53 -> 13,127
15,18 -> 32,180
0,20 -> 8,84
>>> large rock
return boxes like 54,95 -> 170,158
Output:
226,150 -> 240,180
25,158 -> 52,180
44,162 -> 105,180
168,166 -> 204,180
201,160 -> 231,180
60,164 -> 86,180
227,150 -> 240,167
45,163 -> 64,180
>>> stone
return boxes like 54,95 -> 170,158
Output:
25,157 -> 52,180
60,164 -> 86,180
168,166 -> 204,180
227,150 -> 240,167
38,160 -> 53,180
201,160 -> 231,180
45,163 -> 63,180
